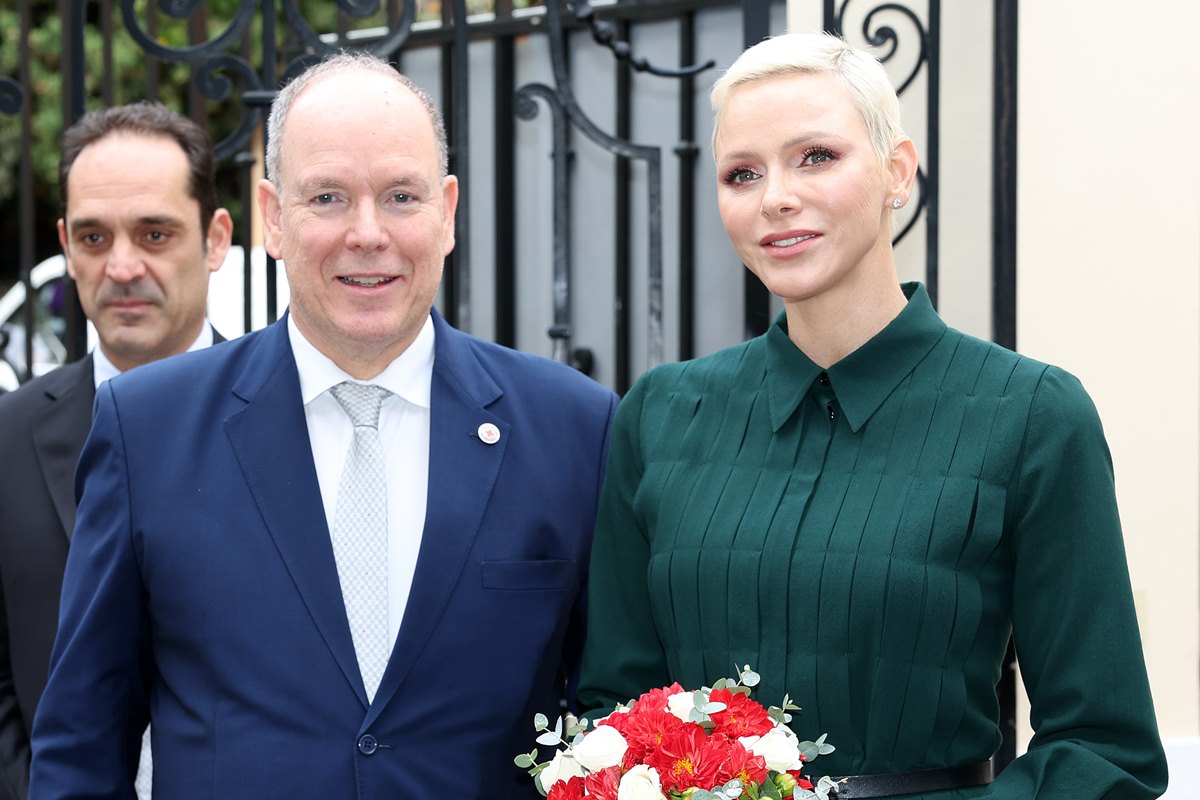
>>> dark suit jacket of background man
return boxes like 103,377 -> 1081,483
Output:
29,310 -> 618,799
0,330 -> 224,800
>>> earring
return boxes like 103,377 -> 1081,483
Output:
892,197 -> 904,209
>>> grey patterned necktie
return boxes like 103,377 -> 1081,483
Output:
330,381 -> 391,703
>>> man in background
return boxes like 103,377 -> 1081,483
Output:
0,101 -> 232,799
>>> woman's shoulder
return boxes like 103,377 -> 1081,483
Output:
938,326 -> 1096,416
630,336 -> 766,397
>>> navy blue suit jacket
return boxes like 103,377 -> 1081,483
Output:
29,311 -> 617,799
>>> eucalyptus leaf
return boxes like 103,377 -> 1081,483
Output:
534,713 -> 549,731
535,732 -> 561,746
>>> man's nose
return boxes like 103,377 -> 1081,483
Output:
104,237 -> 147,283
346,203 -> 388,251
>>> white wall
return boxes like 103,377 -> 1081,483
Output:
1016,0 -> 1200,794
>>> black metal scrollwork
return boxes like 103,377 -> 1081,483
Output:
514,83 -> 580,369
573,0 -> 714,79
118,0 -> 256,62
828,0 -> 935,254
520,0 -> 708,369
852,2 -> 927,96
280,0 -> 416,59
193,55 -> 264,160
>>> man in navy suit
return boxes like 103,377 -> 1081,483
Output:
0,102 -> 233,800
29,53 -> 617,799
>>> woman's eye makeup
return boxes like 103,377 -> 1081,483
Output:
722,166 -> 760,185
800,146 -> 838,166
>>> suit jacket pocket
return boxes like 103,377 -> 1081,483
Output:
480,559 -> 578,592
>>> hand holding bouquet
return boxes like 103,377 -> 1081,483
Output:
516,666 -> 839,800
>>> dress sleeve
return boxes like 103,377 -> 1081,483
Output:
577,373 -> 672,715
989,366 -> 1167,798
28,383 -> 149,799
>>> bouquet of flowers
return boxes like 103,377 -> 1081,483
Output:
516,666 -> 839,800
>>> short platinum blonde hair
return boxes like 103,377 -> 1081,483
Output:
710,31 -> 904,167
265,50 -> 448,184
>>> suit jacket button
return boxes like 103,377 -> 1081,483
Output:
357,734 -> 379,755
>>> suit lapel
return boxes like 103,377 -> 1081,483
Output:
366,312 -> 507,722
223,320 -> 365,702
30,356 -> 96,538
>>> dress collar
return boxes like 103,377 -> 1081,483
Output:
765,282 -> 947,433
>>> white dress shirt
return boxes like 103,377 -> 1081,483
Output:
288,314 -> 433,652
92,321 -> 215,388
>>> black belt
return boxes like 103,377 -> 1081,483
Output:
830,760 -> 994,798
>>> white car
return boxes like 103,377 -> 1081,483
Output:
0,247 -> 288,392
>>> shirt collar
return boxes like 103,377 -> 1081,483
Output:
288,314 -> 435,409
766,282 -> 947,433
93,320 -> 215,389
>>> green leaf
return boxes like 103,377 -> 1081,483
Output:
534,713 -> 549,731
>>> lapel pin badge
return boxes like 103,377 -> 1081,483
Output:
477,422 -> 501,445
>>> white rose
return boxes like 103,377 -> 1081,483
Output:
739,724 -> 802,772
572,724 -> 629,772
537,751 -> 584,793
666,690 -> 695,721
618,764 -> 668,800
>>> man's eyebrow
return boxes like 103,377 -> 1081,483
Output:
68,214 -> 185,230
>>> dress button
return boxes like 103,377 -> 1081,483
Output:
826,402 -> 837,421
357,734 -> 378,755
818,372 -> 830,387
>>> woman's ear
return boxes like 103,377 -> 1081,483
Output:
888,136 -> 919,201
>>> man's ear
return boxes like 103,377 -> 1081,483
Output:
440,174 -> 459,257
57,218 -> 77,281
205,209 -> 235,273
257,179 -> 284,259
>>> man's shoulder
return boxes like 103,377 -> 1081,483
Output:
107,325 -> 274,400
0,356 -> 92,423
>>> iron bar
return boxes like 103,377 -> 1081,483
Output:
925,0 -> 940,307
615,20 -> 632,392
993,0 -> 1018,352
742,0 -> 771,341
676,10 -> 698,362
493,0 -> 517,348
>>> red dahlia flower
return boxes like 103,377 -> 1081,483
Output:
546,775 -> 585,800
708,687 -> 775,739
645,726 -> 726,792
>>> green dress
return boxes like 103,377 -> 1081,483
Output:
577,283 -> 1166,799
